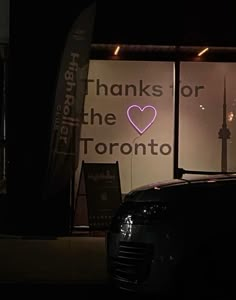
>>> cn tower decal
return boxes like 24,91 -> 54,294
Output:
218,77 -> 231,172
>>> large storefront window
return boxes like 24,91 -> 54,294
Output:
179,62 -> 236,172
76,59 -> 236,196
77,60 -> 174,194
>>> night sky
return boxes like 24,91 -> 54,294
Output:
10,1 -> 236,46
94,1 -> 236,46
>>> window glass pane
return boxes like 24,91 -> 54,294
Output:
77,60 -> 174,194
179,62 -> 236,172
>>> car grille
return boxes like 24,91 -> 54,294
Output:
110,241 -> 154,292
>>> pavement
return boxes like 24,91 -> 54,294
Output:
0,232 -> 136,297
0,232 -> 127,297
1,233 -> 234,299
0,233 -> 109,285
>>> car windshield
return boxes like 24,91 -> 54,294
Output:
124,188 -> 161,202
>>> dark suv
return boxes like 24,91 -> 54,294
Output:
106,173 -> 236,297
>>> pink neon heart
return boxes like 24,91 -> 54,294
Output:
127,105 -> 157,134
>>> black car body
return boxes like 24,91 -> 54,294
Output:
106,174 -> 236,296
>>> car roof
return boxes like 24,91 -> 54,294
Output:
130,173 -> 236,192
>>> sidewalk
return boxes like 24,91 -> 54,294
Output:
0,234 -> 108,285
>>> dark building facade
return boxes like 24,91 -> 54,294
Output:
3,1 -> 236,235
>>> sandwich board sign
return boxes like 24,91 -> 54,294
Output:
74,161 -> 122,230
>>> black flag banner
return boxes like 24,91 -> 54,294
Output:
44,2 -> 96,229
